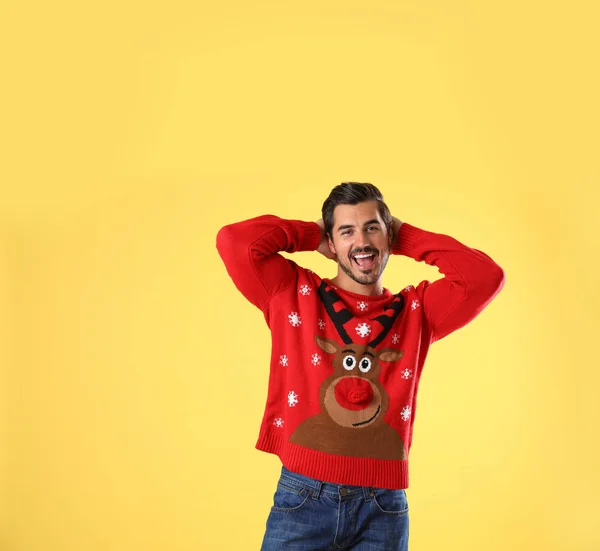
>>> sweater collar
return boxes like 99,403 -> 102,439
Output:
321,278 -> 394,303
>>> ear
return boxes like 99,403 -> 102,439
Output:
314,335 -> 340,354
377,348 -> 404,363
327,234 -> 336,256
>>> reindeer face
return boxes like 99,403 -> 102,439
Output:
288,281 -> 408,459
315,336 -> 403,429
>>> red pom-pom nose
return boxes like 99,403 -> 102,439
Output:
335,377 -> 373,410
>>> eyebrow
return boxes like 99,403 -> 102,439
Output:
341,349 -> 375,358
337,220 -> 381,232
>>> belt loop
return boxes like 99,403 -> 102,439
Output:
363,486 -> 374,501
311,480 -> 323,500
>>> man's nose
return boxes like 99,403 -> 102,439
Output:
354,230 -> 370,248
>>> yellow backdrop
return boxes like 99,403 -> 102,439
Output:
2,1 -> 599,550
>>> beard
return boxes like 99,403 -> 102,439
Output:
337,247 -> 390,286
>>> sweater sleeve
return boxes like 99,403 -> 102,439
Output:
216,215 -> 322,312
392,222 -> 506,343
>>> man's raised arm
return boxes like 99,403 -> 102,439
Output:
391,220 -> 505,343
216,215 -> 322,312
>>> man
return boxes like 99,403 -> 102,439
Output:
216,182 -> 505,550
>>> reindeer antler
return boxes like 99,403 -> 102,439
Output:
317,281 -> 353,344
317,281 -> 405,347
368,294 -> 404,347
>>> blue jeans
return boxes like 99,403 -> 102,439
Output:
260,465 -> 409,550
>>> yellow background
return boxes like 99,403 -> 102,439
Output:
1,1 -> 599,550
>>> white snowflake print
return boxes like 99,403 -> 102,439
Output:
391,333 -> 400,345
273,418 -> 284,428
403,285 -> 414,292
311,353 -> 322,366
357,300 -> 369,312
279,355 -> 289,367
288,312 -> 302,327
355,322 -> 372,338
411,299 -> 420,311
401,368 -> 413,379
288,391 -> 299,407
400,406 -> 411,421
299,284 -> 312,296
318,318 -> 326,330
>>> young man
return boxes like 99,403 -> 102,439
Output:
216,182 -> 505,550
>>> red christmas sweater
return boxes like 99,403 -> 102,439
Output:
216,215 -> 505,489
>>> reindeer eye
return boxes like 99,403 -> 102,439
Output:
359,357 -> 372,373
343,355 -> 357,370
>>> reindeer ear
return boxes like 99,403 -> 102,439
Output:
314,335 -> 340,354
377,348 -> 404,362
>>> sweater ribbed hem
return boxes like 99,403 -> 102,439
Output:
255,428 -> 409,490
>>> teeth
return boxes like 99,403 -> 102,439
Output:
354,254 -> 374,259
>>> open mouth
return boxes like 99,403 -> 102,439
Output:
352,253 -> 376,270
352,405 -> 381,427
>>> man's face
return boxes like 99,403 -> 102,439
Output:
328,200 -> 392,286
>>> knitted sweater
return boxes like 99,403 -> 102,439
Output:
216,215 -> 505,489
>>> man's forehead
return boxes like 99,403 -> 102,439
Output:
332,201 -> 382,227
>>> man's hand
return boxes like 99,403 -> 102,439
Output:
315,219 -> 337,260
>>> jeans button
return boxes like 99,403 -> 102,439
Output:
340,488 -> 348,496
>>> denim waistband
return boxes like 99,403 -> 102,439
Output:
279,465 -> 376,501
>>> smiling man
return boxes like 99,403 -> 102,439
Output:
216,182 -> 505,550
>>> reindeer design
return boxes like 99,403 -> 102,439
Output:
289,281 -> 408,460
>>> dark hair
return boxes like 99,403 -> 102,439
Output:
321,182 -> 392,236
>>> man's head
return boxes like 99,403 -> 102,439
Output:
321,182 -> 393,289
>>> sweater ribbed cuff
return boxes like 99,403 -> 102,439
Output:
391,222 -> 424,260
295,221 -> 323,252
